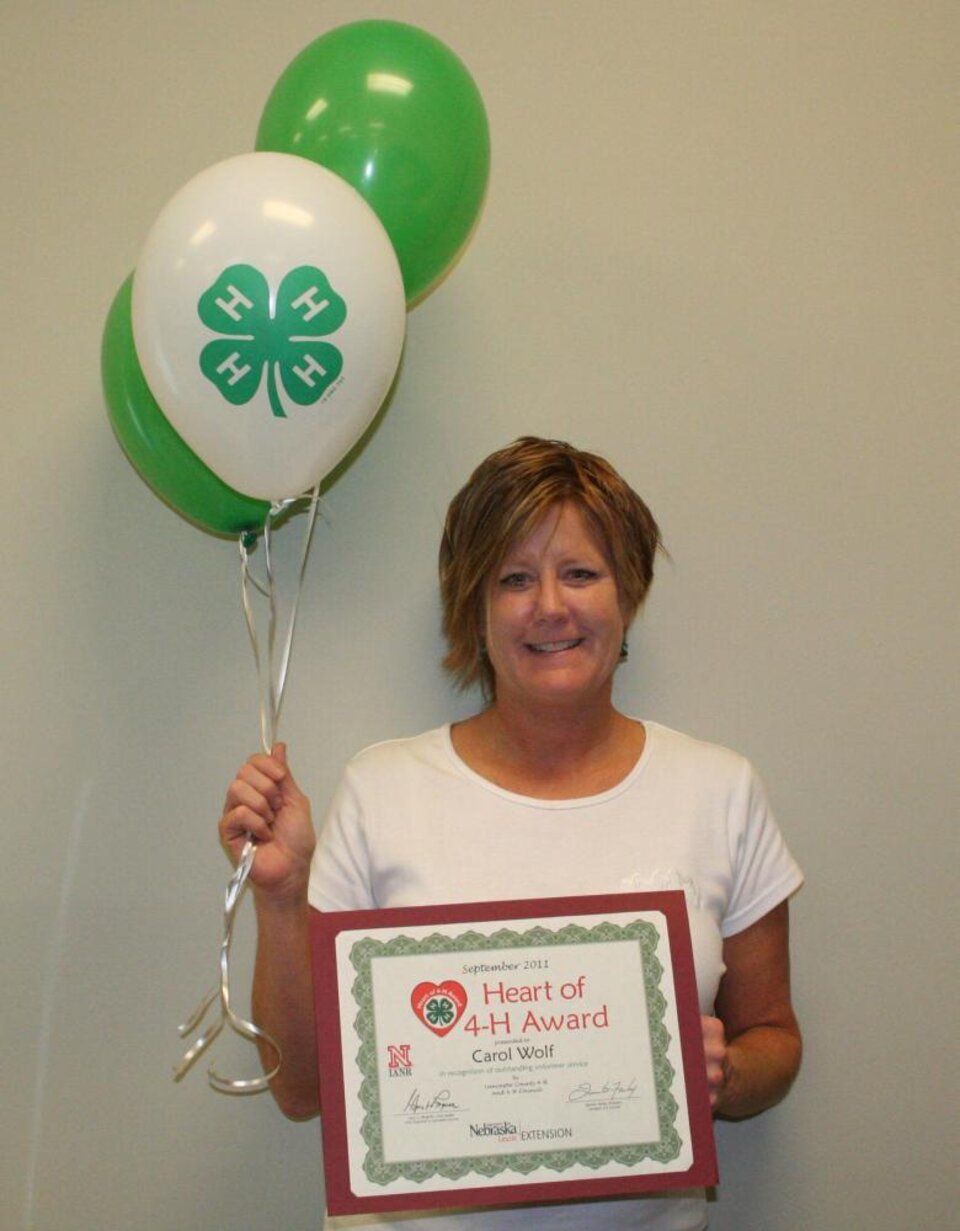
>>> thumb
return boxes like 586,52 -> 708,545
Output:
272,742 -> 304,800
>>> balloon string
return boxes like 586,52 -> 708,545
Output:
175,488 -> 321,1094
174,840 -> 279,1093
241,485 -> 321,754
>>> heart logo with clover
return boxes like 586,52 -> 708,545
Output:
410,980 -> 468,1037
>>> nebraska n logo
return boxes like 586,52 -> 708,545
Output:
198,264 -> 347,418
387,1044 -> 412,1071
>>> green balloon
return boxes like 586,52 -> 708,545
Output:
102,275 -> 269,537
256,21 -> 490,304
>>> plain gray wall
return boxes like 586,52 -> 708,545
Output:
3,2 -> 957,1228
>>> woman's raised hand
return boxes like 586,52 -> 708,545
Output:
219,742 -> 315,902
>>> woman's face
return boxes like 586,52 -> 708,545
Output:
483,502 -> 626,710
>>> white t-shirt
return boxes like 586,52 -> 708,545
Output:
310,720 -> 802,1231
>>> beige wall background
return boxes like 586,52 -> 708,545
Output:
2,2 -> 956,1227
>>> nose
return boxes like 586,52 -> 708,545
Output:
534,574 -> 567,622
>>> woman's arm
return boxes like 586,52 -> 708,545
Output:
219,743 -> 321,1119
707,899 -> 802,1119
250,892 -> 320,1119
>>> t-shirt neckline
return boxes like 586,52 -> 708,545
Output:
439,719 -> 657,809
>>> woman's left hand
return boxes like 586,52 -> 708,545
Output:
708,901 -> 802,1119
701,1015 -> 729,1109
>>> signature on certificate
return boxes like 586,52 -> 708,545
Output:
403,1088 -> 463,1114
567,1078 -> 640,1105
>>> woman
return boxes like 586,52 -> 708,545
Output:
221,437 -> 802,1230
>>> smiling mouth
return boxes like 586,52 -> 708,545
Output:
528,638 -> 584,654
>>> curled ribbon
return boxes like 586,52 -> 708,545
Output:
175,488 -> 321,1094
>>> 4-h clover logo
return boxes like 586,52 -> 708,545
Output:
198,264 -> 347,419
425,997 -> 456,1028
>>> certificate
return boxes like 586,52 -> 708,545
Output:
310,892 -> 717,1215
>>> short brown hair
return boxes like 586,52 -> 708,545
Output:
439,437 -> 662,695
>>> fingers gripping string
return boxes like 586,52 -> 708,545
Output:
175,487 -> 321,1094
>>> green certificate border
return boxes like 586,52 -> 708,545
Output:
349,918 -> 681,1185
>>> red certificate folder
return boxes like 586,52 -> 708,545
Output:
311,891 -> 717,1215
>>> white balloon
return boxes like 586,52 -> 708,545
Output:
132,153 -> 406,500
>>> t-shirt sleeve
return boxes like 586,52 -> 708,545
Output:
308,765 -> 376,911
722,759 -> 803,938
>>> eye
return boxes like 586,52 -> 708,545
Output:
498,571 -> 531,589
565,567 -> 599,583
